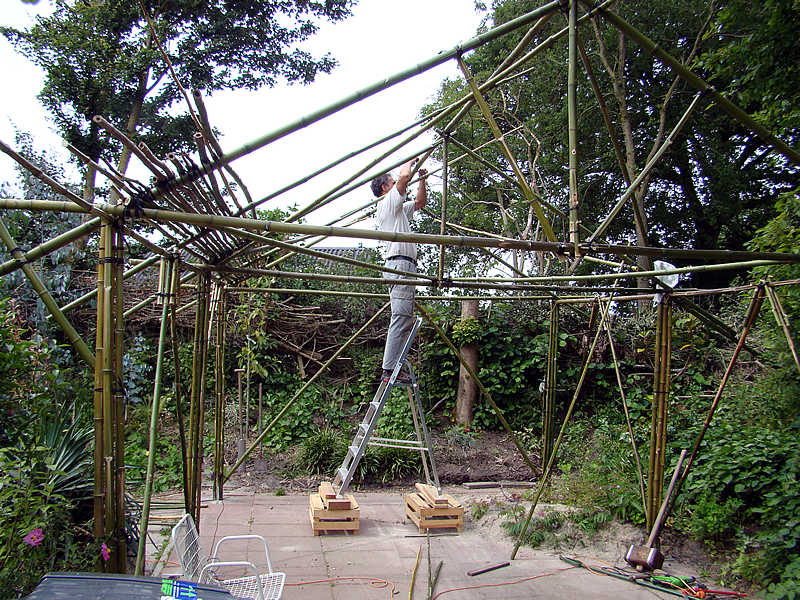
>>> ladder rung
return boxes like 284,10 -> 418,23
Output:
369,401 -> 381,412
348,445 -> 359,457
337,467 -> 349,481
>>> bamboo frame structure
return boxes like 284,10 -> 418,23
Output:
1,0 -> 799,576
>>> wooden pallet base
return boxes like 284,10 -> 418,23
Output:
308,492 -> 359,536
405,490 -> 464,533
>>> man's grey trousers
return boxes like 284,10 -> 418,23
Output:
382,257 -> 416,371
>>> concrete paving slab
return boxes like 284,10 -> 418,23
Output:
147,489 -> 685,599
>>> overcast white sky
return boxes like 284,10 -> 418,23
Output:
1,0 -> 488,244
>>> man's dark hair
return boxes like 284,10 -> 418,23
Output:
371,173 -> 391,197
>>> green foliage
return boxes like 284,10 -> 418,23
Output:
451,316 -> 481,347
686,497 -> 744,543
470,500 -> 489,521
697,0 -> 800,135
125,404 -> 185,493
0,300 -> 95,596
300,429 -> 346,476
123,333 -> 154,404
355,446 -> 421,485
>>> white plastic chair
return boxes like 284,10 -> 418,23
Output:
170,513 -> 286,600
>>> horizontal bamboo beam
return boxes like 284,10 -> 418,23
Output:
452,259 -> 782,283
6,199 -> 797,265
227,287 -> 562,301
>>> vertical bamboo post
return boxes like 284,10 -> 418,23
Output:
764,283 -> 800,374
655,287 -> 766,530
567,0 -> 579,254
101,222 -> 116,569
92,220 -> 106,569
258,383 -> 263,457
112,224 -> 126,571
193,278 -> 213,524
186,274 -> 205,519
135,259 -> 172,575
647,297 -> 672,531
213,287 -> 227,501
437,136 -> 448,283
542,301 -> 559,465
169,260 -> 191,511
245,337 -> 251,441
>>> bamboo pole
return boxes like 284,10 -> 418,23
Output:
438,136 -> 448,283
228,286 -> 562,301
112,224 -> 126,572
224,302 -> 392,482
765,283 -> 800,374
145,1 -> 562,196
100,223 -> 116,569
92,219 -> 106,569
8,198 -> 797,265
414,302 -> 539,476
217,265 -> 646,294
454,259 -> 780,284
647,297 -> 672,530
186,275 -> 205,518
655,286 -> 766,532
567,0 -> 579,254
457,56 -> 557,242
214,288 -> 227,500
0,217 -> 100,277
511,303 -> 605,559
583,1 -> 800,166
193,278 -> 213,523
0,217 -> 95,366
542,302 -> 559,465
134,258 -> 172,575
169,261 -> 191,511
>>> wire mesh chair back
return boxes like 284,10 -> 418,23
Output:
171,513 -> 206,580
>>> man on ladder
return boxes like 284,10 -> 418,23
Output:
371,156 -> 428,382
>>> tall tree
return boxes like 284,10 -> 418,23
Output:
2,0 -> 355,201
420,0 -> 796,288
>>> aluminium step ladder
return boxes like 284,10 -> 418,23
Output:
332,317 -> 440,497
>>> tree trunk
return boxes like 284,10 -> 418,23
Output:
455,299 -> 479,426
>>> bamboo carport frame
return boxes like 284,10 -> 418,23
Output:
1,0 -> 799,575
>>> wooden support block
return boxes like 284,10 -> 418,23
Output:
309,493 -> 359,536
318,481 -> 337,499
405,492 -> 464,533
318,482 -> 353,510
415,483 -> 449,506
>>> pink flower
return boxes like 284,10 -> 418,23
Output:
23,528 -> 44,547
101,542 -> 110,561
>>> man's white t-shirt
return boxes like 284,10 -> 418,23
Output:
375,186 -> 417,260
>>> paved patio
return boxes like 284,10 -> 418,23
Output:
150,486 -> 681,599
